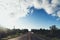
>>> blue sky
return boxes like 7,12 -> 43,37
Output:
18,7 -> 60,30
0,0 -> 60,30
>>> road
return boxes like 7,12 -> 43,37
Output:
8,32 -> 48,40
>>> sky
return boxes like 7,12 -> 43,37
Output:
0,0 -> 60,30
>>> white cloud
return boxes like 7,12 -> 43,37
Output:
0,0 -> 60,29
52,13 -> 56,16
32,0 -> 60,18
0,0 -> 32,28
57,10 -> 60,17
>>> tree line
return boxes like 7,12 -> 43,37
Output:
0,25 -> 60,40
31,25 -> 60,39
0,28 -> 28,40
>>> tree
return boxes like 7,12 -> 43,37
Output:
49,25 -> 58,37
50,25 -> 58,30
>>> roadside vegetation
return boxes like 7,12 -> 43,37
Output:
0,25 -> 60,40
31,25 -> 60,40
0,26 -> 28,40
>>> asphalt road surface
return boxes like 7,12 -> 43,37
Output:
8,32 -> 48,40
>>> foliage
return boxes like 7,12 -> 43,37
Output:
0,27 -> 28,40
31,25 -> 60,40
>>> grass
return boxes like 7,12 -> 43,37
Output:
1,33 -> 22,40
35,33 -> 60,40
51,37 -> 60,40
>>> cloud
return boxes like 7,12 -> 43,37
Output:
33,0 -> 60,16
57,10 -> 60,17
33,0 -> 60,18
0,0 -> 60,29
0,0 -> 32,28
